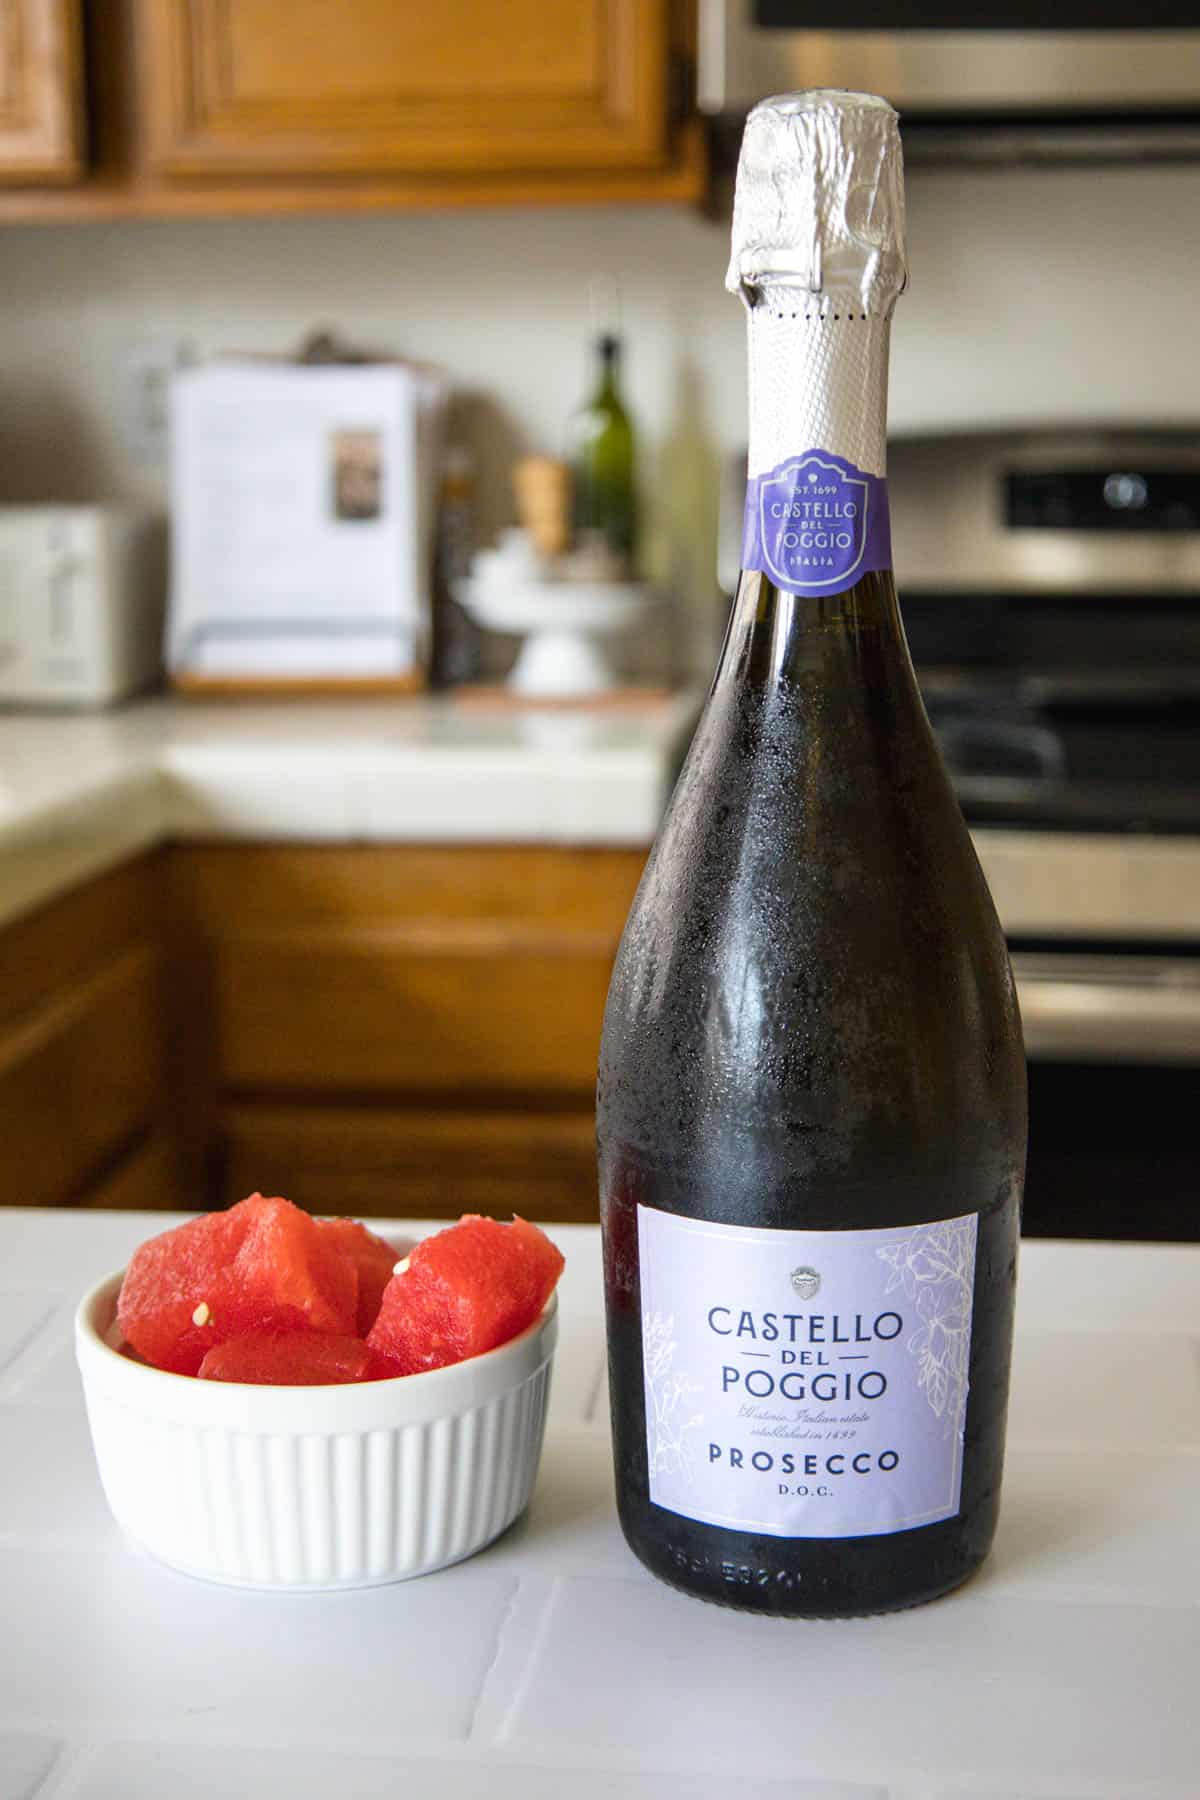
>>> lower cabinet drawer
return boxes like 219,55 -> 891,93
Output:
78,1131 -> 184,1211
172,845 -> 643,1215
222,1102 -> 599,1221
0,946 -> 164,1207
212,929 -> 615,1097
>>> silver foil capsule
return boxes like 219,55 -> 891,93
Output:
727,89 -> 908,319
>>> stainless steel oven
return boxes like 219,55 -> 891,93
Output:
892,429 -> 1200,1241
721,428 -> 1200,1238
699,2 -> 1200,162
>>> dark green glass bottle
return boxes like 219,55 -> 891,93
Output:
571,334 -> 636,569
597,91 -> 1026,1618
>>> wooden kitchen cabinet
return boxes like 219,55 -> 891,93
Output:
0,856 -> 180,1209
0,0 -> 702,221
142,0 -> 674,179
0,842 -> 641,1220
173,844 -> 644,1221
78,1131 -> 184,1210
222,1104 -> 600,1221
0,846 -> 647,1224
177,845 -> 639,1099
0,0 -> 84,184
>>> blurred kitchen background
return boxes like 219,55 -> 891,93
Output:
2,1 -> 1198,1239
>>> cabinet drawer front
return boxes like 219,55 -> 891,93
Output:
223,1103 -> 598,1221
143,0 -> 670,177
214,930 -> 613,1095
0,0 -> 84,184
0,857 -> 161,1031
175,845 -> 645,933
78,1131 -> 183,1211
0,946 -> 163,1207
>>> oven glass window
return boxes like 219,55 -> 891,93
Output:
1025,1061 -> 1199,1243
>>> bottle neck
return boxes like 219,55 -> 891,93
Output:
721,566 -> 903,688
740,300 -> 894,602
596,335 -> 621,403
746,303 -> 891,483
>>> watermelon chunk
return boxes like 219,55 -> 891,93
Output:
316,1218 -> 398,1335
198,1330 -> 373,1386
117,1193 -> 358,1376
366,1215 -> 563,1376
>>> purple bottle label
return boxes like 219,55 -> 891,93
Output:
638,1206 -> 977,1539
742,449 -> 892,596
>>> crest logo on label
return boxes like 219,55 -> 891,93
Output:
790,1266 -> 821,1299
758,453 -> 869,593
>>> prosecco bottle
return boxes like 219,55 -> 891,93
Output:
596,91 -> 1026,1617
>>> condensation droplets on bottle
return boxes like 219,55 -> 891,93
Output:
596,89 -> 1027,1618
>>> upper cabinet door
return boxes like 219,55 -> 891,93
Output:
0,0 -> 84,183
142,0 -> 673,178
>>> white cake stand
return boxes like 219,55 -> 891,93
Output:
459,578 -> 653,697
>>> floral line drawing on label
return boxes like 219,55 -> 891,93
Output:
876,1218 -> 976,1435
642,1310 -> 703,1481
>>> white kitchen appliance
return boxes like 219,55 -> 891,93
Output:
168,359 -> 444,689
0,506 -> 164,708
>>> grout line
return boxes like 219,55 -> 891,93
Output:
462,1572 -> 522,1743
26,1739 -> 93,1800
0,1710 -> 1186,1797
0,1298 -> 62,1385
487,1573 -> 565,1746
0,1534 -> 123,1556
582,1348 -> 610,1426
1006,1436 -> 1200,1457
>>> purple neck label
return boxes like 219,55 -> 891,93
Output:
743,449 -> 891,597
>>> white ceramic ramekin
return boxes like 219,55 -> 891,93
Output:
76,1271 -> 557,1590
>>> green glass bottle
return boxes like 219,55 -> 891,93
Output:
571,333 -> 636,571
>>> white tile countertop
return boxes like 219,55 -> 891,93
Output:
0,694 -> 702,928
6,693 -> 1200,953
1,1210 -> 1197,1800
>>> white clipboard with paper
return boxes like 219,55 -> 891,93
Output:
168,353 -> 446,688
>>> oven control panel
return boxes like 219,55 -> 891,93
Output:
1007,467 -> 1200,532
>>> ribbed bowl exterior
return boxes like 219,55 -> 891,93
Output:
77,1274 -> 556,1590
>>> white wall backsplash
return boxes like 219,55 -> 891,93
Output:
1,162 -> 1197,671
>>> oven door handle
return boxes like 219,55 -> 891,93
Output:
1012,956 -> 1200,1063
